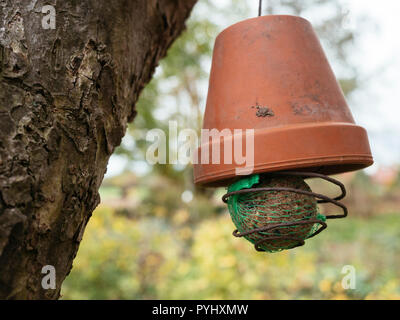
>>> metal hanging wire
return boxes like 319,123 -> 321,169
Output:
258,0 -> 263,16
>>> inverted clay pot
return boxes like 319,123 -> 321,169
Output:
193,15 -> 373,187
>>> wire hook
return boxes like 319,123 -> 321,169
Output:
258,0 -> 263,16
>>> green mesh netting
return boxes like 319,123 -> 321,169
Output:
227,174 -> 326,253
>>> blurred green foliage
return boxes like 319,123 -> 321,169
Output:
62,204 -> 400,300
62,170 -> 400,300
61,1 -> 399,300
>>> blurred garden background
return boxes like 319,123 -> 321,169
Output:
61,0 -> 400,300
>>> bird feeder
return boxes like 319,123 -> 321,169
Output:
193,15 -> 373,252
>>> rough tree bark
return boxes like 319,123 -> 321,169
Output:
0,0 -> 196,299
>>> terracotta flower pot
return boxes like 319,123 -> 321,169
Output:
193,15 -> 373,187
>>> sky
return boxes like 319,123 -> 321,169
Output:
106,0 -> 400,177
344,0 -> 400,172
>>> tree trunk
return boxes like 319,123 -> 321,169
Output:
0,0 -> 196,299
